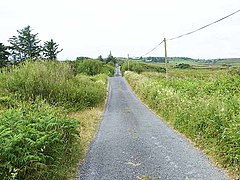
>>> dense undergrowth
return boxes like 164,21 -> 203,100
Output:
0,59 -> 110,179
71,59 -> 115,77
124,69 -> 240,179
0,100 -> 80,179
1,61 -> 107,111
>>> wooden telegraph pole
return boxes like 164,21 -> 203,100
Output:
164,38 -> 168,79
127,54 -> 130,71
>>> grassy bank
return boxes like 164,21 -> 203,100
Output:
124,69 -> 240,179
0,60 -> 110,179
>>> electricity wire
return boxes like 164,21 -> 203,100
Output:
141,9 -> 240,56
141,40 -> 164,57
168,9 -> 240,41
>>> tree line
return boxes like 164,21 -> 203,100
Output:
0,26 -> 62,67
76,51 -> 117,66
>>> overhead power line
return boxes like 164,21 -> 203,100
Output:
141,40 -> 164,57
168,9 -> 240,41
141,9 -> 240,57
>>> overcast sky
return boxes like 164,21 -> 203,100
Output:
1,0 -> 240,60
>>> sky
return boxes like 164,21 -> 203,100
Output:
1,0 -> 240,60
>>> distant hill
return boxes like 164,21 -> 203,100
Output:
123,57 -> 240,66
117,57 -> 240,67
210,58 -> 240,66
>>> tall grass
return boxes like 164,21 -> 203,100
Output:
125,70 -> 240,179
0,61 -> 108,111
0,60 -> 110,179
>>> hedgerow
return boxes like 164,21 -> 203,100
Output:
121,61 -> 166,75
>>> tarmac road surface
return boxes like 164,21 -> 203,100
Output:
79,71 -> 229,180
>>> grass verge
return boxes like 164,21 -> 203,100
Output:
124,70 -> 240,179
69,102 -> 106,179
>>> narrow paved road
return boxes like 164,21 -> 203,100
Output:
79,74 -> 229,179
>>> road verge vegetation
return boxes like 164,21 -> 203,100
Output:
71,58 -> 115,77
0,59 -> 110,179
124,69 -> 240,179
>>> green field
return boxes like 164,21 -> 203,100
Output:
169,57 -> 240,67
214,58 -> 240,66
128,57 -> 240,68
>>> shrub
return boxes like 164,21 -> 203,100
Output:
100,64 -> 115,77
75,59 -> 103,76
72,59 -> 115,76
175,63 -> 192,69
0,100 -> 80,179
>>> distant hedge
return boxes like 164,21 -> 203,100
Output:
121,61 -> 166,75
175,63 -> 192,69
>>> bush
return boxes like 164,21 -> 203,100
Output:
121,61 -> 166,75
100,64 -> 115,77
0,100 -> 80,179
175,63 -> 192,69
0,61 -> 108,110
72,59 -> 115,76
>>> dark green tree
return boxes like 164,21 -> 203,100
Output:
98,55 -> 104,62
43,39 -> 63,60
106,51 -> 117,64
8,26 -> 41,61
0,43 -> 10,67
76,57 -> 91,61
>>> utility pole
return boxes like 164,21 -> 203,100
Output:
164,38 -> 168,79
127,54 -> 130,71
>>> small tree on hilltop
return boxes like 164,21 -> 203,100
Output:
106,51 -> 117,64
8,26 -> 41,61
0,43 -> 10,67
98,55 -> 104,62
43,39 -> 63,60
